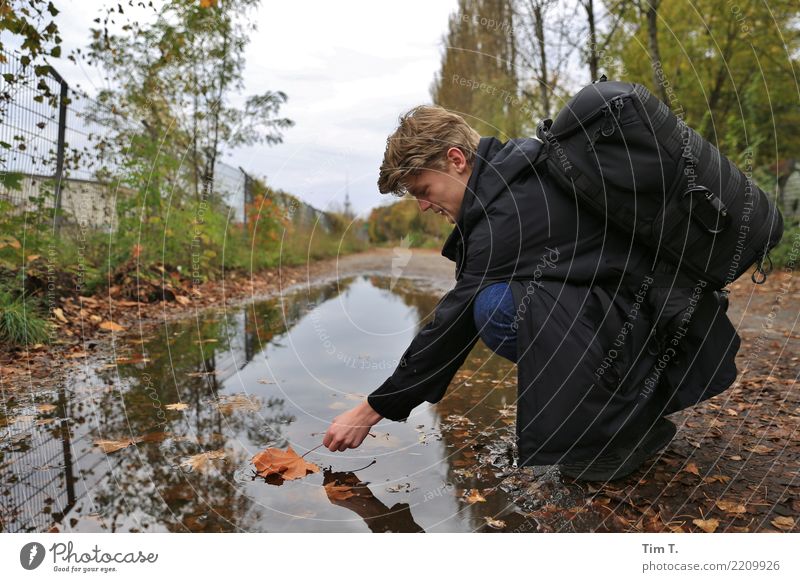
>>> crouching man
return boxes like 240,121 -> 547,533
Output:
322,105 -> 741,481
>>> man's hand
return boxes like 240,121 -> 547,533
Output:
323,400 -> 383,452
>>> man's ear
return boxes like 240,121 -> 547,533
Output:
446,147 -> 468,172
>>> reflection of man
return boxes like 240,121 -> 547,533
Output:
323,105 -> 741,481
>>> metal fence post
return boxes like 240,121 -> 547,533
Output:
239,166 -> 250,227
49,66 -> 68,235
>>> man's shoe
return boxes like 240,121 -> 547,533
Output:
558,417 -> 677,481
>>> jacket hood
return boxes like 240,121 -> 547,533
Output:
442,136 -> 544,263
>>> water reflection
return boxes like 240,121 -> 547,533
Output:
1,275 -> 581,533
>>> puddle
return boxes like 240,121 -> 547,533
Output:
1,275 -> 593,533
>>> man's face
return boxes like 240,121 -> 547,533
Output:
404,147 -> 472,225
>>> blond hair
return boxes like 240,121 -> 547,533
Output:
378,105 -> 481,197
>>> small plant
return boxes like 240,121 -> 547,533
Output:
0,290 -> 52,346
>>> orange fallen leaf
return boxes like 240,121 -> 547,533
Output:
465,488 -> 487,503
252,445 -> 320,481
693,518 -> 719,533
682,462 -> 700,476
99,320 -> 125,332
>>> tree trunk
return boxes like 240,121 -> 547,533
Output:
584,0 -> 599,82
533,3 -> 550,117
644,1 -> 669,104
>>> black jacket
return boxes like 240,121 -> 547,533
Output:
367,136 -> 741,465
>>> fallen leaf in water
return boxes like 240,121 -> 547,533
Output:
693,518 -> 719,533
771,516 -> 795,531
323,481 -> 356,501
94,438 -> 137,453
99,321 -> 125,332
93,432 -> 170,453
484,517 -> 506,529
715,500 -> 746,514
180,449 -> 226,472
385,482 -> 415,493
252,445 -> 320,480
465,488 -> 487,503
213,393 -> 260,414
166,403 -> 189,411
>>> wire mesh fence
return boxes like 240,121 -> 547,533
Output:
0,47 -> 254,234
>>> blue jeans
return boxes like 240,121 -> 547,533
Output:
473,282 -> 518,363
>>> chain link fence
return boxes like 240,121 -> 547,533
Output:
0,47 -> 257,234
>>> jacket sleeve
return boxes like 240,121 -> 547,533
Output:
366,272 -> 483,422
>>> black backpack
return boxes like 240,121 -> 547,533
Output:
534,76 -> 785,292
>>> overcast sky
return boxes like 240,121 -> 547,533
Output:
45,0 -> 460,218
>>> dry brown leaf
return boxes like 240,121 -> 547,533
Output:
744,444 -> 773,454
465,488 -> 487,503
166,402 -> 189,411
715,500 -> 746,514
115,355 -> 149,364
175,295 -> 191,305
213,393 -> 260,414
693,518 -> 719,533
99,320 -> 125,332
702,474 -> 731,484
771,516 -> 795,531
37,403 -> 57,413
94,438 -> 137,453
484,517 -> 506,529
323,482 -> 356,501
252,445 -> 320,481
52,307 -> 68,323
683,462 -> 700,476
180,449 -> 226,472
93,432 -> 169,453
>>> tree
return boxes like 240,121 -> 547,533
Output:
605,0 -> 800,167
86,0 -> 294,201
431,0 -> 523,138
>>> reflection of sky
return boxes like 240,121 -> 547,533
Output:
214,276 -> 463,532
2,275 -> 481,533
